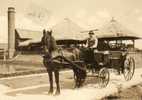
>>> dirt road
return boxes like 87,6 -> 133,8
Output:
0,67 -> 142,100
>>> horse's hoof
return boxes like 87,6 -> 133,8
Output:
48,90 -> 53,95
73,86 -> 77,89
48,92 -> 53,95
74,86 -> 79,89
54,90 -> 60,96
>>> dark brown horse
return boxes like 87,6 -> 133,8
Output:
41,30 -> 86,95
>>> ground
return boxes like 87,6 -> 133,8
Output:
0,68 -> 142,100
0,53 -> 142,100
104,84 -> 142,100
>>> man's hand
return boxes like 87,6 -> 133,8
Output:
45,49 -> 49,53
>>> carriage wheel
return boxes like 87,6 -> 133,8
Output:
123,57 -> 135,81
98,68 -> 110,88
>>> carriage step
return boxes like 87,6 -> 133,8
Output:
73,61 -> 84,63
87,74 -> 98,77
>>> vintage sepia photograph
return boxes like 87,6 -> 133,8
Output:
0,0 -> 142,100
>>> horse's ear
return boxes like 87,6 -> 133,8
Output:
43,29 -> 46,33
50,30 -> 52,34
43,29 -> 46,35
49,30 -> 52,36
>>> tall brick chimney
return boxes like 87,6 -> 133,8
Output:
8,7 -> 15,59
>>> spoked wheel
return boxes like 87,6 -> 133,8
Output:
98,67 -> 110,88
123,57 -> 135,81
86,64 -> 95,74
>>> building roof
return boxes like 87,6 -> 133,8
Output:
16,29 -> 42,42
0,15 -> 44,44
52,18 -> 86,40
16,18 -> 86,46
16,29 -> 42,46
97,18 -> 141,40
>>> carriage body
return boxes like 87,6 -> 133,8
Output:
93,50 -> 127,72
82,36 -> 137,82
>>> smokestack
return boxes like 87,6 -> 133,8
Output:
8,7 -> 15,59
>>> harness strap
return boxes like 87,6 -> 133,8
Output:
51,55 -> 86,71
57,48 -> 64,62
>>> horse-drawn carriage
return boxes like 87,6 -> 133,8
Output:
42,30 -> 140,94
79,36 -> 137,87
67,39 -> 135,88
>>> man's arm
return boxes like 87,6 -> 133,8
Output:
85,39 -> 88,47
91,36 -> 98,48
94,36 -> 98,48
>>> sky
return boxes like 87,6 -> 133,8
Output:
0,0 -> 142,48
0,0 -> 141,31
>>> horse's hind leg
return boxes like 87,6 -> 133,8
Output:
54,70 -> 60,95
73,69 -> 79,88
74,74 -> 81,88
74,73 -> 78,88
48,71 -> 54,94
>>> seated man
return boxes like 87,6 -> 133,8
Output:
85,30 -> 98,49
84,31 -> 98,63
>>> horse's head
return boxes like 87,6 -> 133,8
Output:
42,29 -> 57,55
41,30 -> 50,54
47,30 -> 52,36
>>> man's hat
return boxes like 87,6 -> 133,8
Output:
88,31 -> 94,35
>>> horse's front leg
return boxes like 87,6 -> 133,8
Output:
48,71 -> 54,94
54,70 -> 60,95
